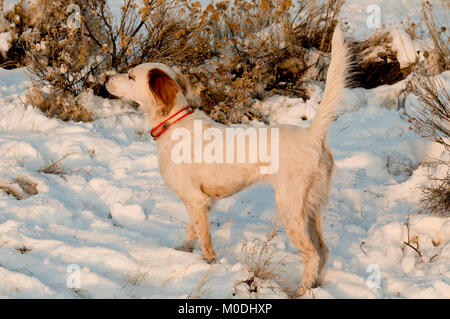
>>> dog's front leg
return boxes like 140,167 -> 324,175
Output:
175,222 -> 197,253
183,199 -> 216,264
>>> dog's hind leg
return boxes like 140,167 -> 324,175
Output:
181,195 -> 216,264
175,222 -> 197,253
307,207 -> 329,287
306,146 -> 334,286
301,189 -> 329,289
274,183 -> 320,297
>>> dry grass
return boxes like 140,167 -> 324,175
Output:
124,262 -> 191,296
15,246 -> 32,254
404,5 -> 449,214
418,163 -> 449,215
403,216 -> 425,262
407,72 -> 450,149
406,67 -> 449,215
0,182 -> 26,200
26,87 -> 93,123
240,222 -> 281,292
402,216 -> 447,263
13,177 -> 38,196
125,263 -> 150,287
123,261 -> 214,298
123,262 -> 154,296
188,266 -> 214,299
0,176 -> 38,200
385,154 -> 418,178
421,1 -> 449,73
397,1 -> 449,76
38,153 -> 77,176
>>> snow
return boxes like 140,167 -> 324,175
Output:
0,32 -> 12,58
390,28 -> 419,68
110,203 -> 146,227
0,65 -> 448,299
0,0 -> 448,299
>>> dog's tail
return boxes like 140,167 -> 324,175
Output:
308,23 -> 350,142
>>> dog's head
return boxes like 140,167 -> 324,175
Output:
105,63 -> 191,118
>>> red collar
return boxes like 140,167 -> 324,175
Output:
150,106 -> 194,139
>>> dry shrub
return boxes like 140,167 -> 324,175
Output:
24,1 -> 106,96
420,1 -> 449,73
22,0 -> 210,121
18,0 -> 347,124
0,0 -> 30,69
189,0 -> 345,124
405,3 -> 448,214
80,0 -> 211,74
2,0 -> 448,126
407,70 -> 449,215
396,1 -> 449,76
351,31 -> 413,89
351,1 -> 448,89
20,0 -> 101,121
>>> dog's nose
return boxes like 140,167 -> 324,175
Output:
105,75 -> 111,83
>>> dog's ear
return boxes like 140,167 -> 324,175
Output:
148,68 -> 179,116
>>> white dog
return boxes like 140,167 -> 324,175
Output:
106,24 -> 350,296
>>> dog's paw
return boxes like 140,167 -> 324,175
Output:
175,242 -> 194,253
294,285 -> 311,298
312,275 -> 323,288
204,255 -> 216,264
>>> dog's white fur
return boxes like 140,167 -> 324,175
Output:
106,24 -> 350,296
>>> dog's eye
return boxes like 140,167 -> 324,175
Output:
128,73 -> 135,81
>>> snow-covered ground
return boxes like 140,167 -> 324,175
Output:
0,65 -> 448,298
0,0 -> 449,299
